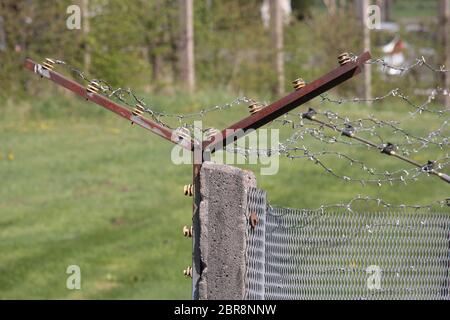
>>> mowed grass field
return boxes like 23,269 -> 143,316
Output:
1,86 -> 449,299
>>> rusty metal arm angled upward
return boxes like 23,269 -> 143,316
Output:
203,51 -> 371,153
23,58 -> 195,151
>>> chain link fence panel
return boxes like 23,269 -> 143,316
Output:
246,187 -> 450,300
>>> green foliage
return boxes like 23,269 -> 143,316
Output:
0,0 -> 80,97
291,0 -> 316,20
0,0 -> 446,103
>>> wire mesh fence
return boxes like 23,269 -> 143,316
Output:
246,187 -> 450,300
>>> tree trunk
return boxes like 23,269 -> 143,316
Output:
270,0 -> 284,96
440,0 -> 450,107
384,0 -> 392,21
81,0 -> 91,73
377,0 -> 392,21
0,16 -> 5,51
179,0 -> 195,93
361,0 -> 372,104
323,0 -> 337,15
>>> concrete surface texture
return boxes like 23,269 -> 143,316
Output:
197,162 -> 256,300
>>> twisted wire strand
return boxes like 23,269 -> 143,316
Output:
44,58 -> 449,186
268,195 -> 450,217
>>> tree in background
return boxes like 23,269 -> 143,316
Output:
0,0 -> 81,95
179,0 -> 195,93
5,0 -> 443,103
439,0 -> 450,107
81,0 -> 91,73
291,0 -> 314,20
359,0 -> 372,103
269,0 -> 285,96
376,0 -> 392,22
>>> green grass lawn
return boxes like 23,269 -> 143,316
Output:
0,87 -> 449,299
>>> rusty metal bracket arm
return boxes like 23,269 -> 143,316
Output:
203,51 -> 371,153
23,58 -> 195,151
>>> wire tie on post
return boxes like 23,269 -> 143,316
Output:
381,143 -> 397,156
421,160 -> 435,173
341,124 -> 355,137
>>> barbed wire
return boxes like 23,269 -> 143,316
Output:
320,87 -> 450,116
297,108 -> 449,184
48,59 -> 255,129
346,52 -> 449,75
228,106 -> 449,186
49,56 -> 450,122
225,121 -> 450,187
296,110 -> 449,155
268,195 -> 450,217
44,58 -> 449,186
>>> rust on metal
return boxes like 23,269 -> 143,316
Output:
25,52 -> 369,155
23,58 -> 194,151
203,51 -> 371,153
249,212 -> 259,229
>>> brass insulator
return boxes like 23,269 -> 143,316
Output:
182,225 -> 193,237
248,102 -> 264,115
175,127 -> 191,141
42,58 -> 55,71
132,103 -> 145,116
203,128 -> 219,141
87,81 -> 100,94
292,78 -> 306,91
184,184 -> 193,197
183,266 -> 192,278
338,52 -> 352,66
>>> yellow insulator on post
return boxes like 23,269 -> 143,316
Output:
203,128 -> 220,141
132,103 -> 145,116
42,58 -> 55,71
248,101 -> 264,115
183,266 -> 193,278
174,127 -> 192,141
86,81 -> 100,94
182,225 -> 193,237
292,78 -> 306,91
184,184 -> 193,197
338,52 -> 352,66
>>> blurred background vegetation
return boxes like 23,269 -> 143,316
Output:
0,0 -> 446,102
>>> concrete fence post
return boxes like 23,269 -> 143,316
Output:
194,162 -> 256,300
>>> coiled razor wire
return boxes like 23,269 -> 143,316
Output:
245,188 -> 450,300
